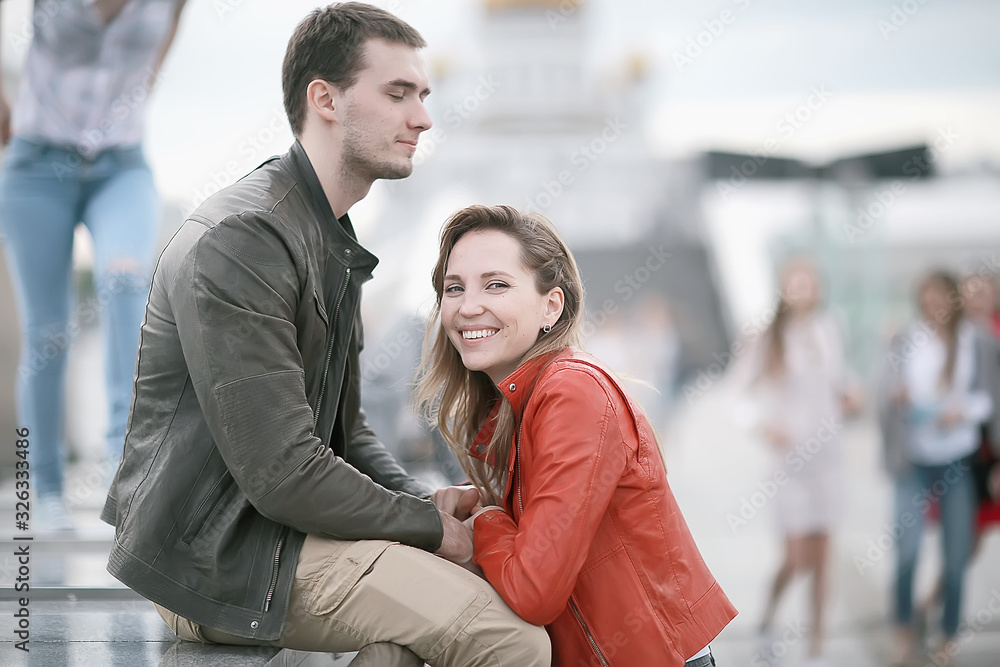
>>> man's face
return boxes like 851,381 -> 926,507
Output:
338,38 -> 432,181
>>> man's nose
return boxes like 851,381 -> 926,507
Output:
410,99 -> 433,132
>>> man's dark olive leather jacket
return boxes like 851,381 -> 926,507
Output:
101,141 -> 443,641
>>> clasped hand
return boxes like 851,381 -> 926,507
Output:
431,486 -> 480,564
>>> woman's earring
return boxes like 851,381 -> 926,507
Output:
543,323 -> 552,334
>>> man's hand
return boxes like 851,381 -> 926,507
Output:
430,485 -> 480,521
434,511 -> 474,564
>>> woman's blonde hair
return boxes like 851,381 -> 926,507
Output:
414,205 -> 584,505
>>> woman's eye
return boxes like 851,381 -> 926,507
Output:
389,93 -> 404,100
444,284 -> 463,293
487,281 -> 509,290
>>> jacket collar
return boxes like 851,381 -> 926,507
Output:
469,348 -> 568,461
287,140 -> 378,273
497,350 -> 564,418
289,140 -> 339,225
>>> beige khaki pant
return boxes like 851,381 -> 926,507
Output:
156,534 -> 550,667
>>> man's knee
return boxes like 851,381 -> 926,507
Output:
451,592 -> 550,666
517,623 -> 551,667
482,610 -> 550,666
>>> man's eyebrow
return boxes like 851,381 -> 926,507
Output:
384,78 -> 432,97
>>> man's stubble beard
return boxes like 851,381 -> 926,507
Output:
341,109 -> 414,182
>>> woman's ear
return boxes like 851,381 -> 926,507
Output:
544,287 -> 565,324
305,79 -> 339,124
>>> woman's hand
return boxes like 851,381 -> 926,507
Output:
431,485 -> 481,521
841,386 -> 865,417
0,93 -> 10,146
989,463 -> 1000,501
937,409 -> 964,429
890,384 -> 909,407
762,423 -> 790,450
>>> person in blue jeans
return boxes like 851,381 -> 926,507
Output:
879,270 -> 991,666
0,0 -> 188,532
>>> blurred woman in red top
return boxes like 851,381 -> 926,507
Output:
416,205 -> 736,667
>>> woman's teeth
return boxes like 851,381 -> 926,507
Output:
463,329 -> 498,340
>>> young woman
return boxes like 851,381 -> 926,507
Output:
880,271 -> 991,666
915,273 -> 1000,644
732,260 -> 859,667
416,205 -> 737,667
0,0 -> 188,531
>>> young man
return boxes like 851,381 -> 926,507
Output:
102,4 -> 549,665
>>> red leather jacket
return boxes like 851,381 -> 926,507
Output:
472,348 -> 737,666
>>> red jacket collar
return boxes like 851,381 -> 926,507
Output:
469,348 -> 568,461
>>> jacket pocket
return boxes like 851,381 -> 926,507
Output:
298,535 -> 395,616
180,473 -> 237,545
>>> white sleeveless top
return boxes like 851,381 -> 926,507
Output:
12,0 -> 180,156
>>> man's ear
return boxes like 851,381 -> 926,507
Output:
305,79 -> 339,124
544,287 -> 565,323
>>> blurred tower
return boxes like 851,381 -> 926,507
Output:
478,0 -> 598,132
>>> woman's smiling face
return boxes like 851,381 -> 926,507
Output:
441,230 -> 563,384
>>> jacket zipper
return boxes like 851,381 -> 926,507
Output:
515,423 -> 524,516
570,598 -> 610,667
264,267 -> 350,616
263,529 -> 287,613
313,267 -> 351,427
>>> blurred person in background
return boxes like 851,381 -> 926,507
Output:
0,0 -> 188,532
631,294 -> 681,427
878,270 -> 992,667
733,259 -> 860,667
914,273 -> 1000,649
585,297 -> 680,430
417,205 -> 737,667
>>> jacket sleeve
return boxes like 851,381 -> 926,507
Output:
472,368 -> 629,625
170,215 -> 442,551
348,408 -> 433,498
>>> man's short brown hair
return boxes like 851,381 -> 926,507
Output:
281,2 -> 426,136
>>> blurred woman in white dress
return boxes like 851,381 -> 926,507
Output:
734,259 -> 860,667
